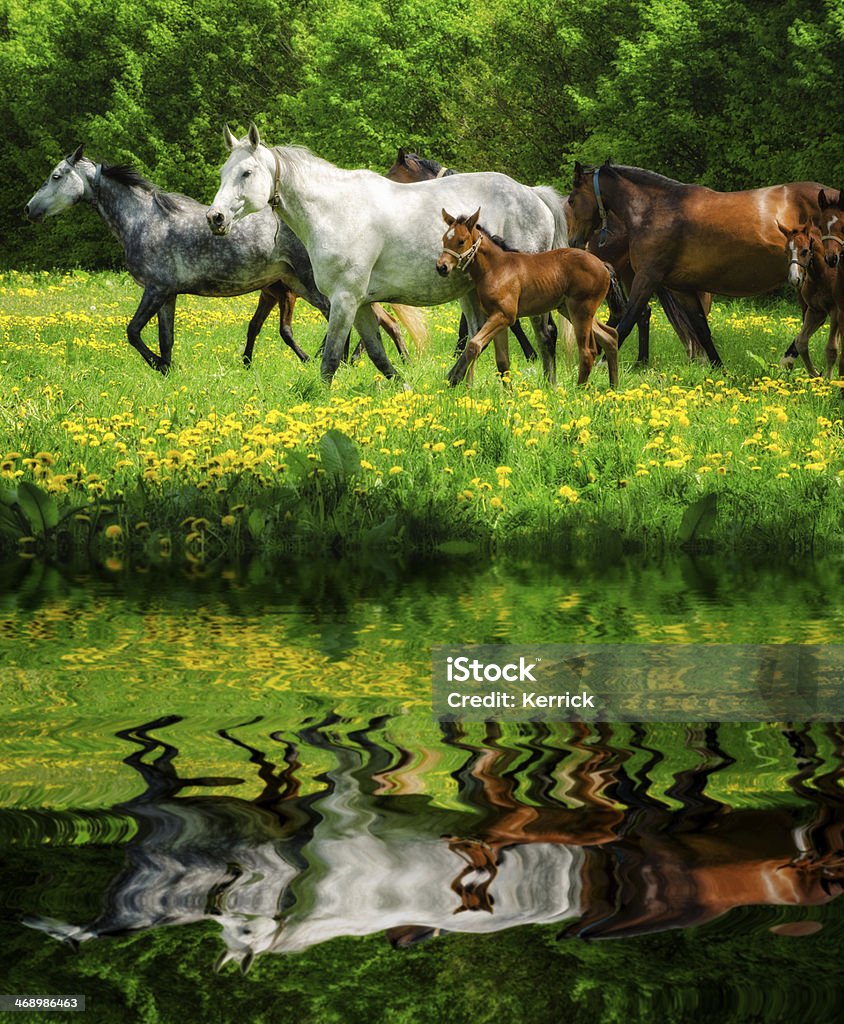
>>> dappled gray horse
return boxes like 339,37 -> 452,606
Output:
207,125 -> 570,383
24,148 -> 419,372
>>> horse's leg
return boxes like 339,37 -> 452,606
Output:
510,320 -> 537,361
373,303 -> 410,361
613,274 -> 660,348
530,314 -> 557,386
592,319 -> 620,388
446,311 -> 512,386
351,303 -> 400,380
455,313 -> 469,356
824,310 -> 839,379
243,289 -> 278,367
792,307 -> 825,378
156,297 -> 177,371
563,302 -> 597,385
127,288 -> 168,373
493,328 -> 511,381
277,288 -> 310,363
673,292 -> 723,367
320,292 -> 380,381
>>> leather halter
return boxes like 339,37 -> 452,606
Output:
268,148 -> 283,209
821,232 -> 844,248
592,167 -> 609,247
441,234 -> 482,271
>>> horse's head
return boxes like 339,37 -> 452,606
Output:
385,149 -> 441,183
25,146 -> 88,222
817,189 -> 844,267
437,208 -> 482,276
778,221 -> 818,287
566,161 -> 604,247
207,124 -> 276,235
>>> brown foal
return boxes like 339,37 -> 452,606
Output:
437,208 -> 619,388
778,221 -> 839,378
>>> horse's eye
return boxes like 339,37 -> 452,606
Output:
242,170 -> 252,179
52,173 -> 61,181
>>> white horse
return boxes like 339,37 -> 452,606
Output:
207,125 -> 570,383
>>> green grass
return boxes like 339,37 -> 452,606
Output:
1,269 -> 843,561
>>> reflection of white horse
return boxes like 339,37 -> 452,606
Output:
207,125 -> 570,383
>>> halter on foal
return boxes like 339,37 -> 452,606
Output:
778,221 -> 839,379
438,209 -> 619,387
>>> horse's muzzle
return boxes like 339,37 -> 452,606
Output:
23,203 -> 43,223
436,262 -> 450,277
206,209 -> 229,235
826,253 -> 840,268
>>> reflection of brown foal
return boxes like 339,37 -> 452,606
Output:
437,208 -> 619,388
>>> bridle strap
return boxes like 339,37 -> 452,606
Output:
269,148 -> 283,209
442,234 -> 482,271
435,166 -> 449,179
821,233 -> 844,248
592,167 -> 608,247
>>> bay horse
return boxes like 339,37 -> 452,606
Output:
388,148 -> 707,365
778,221 -> 840,378
207,125 -> 570,383
437,209 -> 620,387
567,161 -> 834,366
24,147 -> 418,372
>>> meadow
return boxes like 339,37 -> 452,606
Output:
1,269 -> 843,562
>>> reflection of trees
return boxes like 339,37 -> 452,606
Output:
14,718 -> 844,968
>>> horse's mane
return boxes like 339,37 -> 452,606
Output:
452,214 -> 520,252
99,162 -> 197,213
404,153 -> 457,178
602,164 -> 688,189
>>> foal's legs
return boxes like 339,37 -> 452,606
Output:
447,311 -> 513,386
373,304 -> 410,361
781,306 -> 825,377
563,300 -> 599,385
493,328 -> 511,380
825,310 -> 840,379
127,288 -> 169,373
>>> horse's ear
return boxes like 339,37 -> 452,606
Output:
239,951 -> 255,975
776,220 -> 792,239
465,208 -> 481,231
819,189 -> 830,210
247,122 -> 261,150
398,148 -> 407,164
223,125 -> 238,151
603,156 -> 613,166
442,208 -> 455,226
67,145 -> 84,166
573,161 -> 584,183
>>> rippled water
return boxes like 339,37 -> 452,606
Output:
2,553 -> 844,1021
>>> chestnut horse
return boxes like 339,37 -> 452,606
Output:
812,189 -> 844,388
437,209 -> 620,387
567,162 -> 833,366
778,222 -> 840,378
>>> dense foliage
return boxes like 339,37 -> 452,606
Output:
3,0 -> 844,267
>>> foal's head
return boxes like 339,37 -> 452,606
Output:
437,208 -> 482,276
386,149 -> 444,183
778,222 -> 819,288
818,189 -> 844,267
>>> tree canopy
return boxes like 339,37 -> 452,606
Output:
3,0 -> 843,267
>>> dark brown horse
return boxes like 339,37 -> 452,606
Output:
813,189 -> 844,388
778,221 -> 840,378
438,209 -> 620,387
386,149 -> 540,363
568,161 -> 833,366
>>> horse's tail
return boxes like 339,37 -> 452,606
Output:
655,288 -> 707,360
533,185 -> 570,249
385,303 -> 430,353
603,264 -> 627,324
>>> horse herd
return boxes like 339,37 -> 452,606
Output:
23,127 -> 844,392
